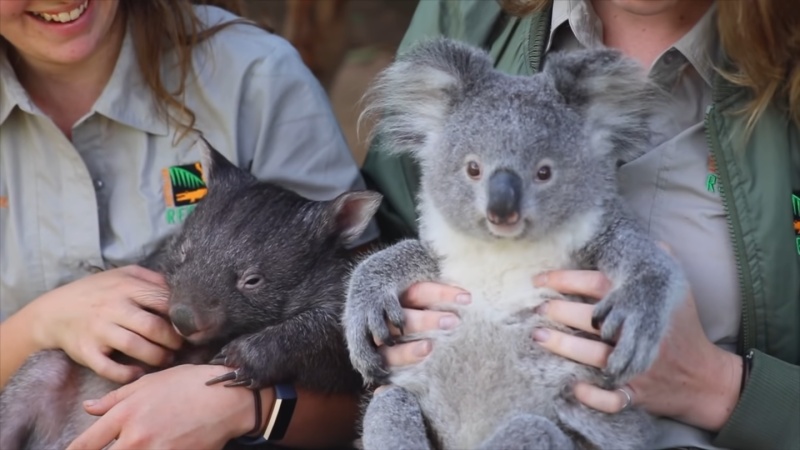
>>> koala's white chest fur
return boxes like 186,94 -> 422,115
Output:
391,200 -> 606,448
418,199 -> 601,313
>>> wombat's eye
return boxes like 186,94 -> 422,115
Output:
240,274 -> 263,291
466,160 -> 481,179
535,165 -> 552,182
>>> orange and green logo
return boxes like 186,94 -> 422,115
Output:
162,162 -> 207,224
706,155 -> 718,193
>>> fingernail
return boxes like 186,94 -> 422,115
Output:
84,399 -> 97,407
455,293 -> 471,304
535,301 -> 549,315
439,315 -> 460,330
532,328 -> 550,342
413,340 -> 432,357
533,273 -> 548,287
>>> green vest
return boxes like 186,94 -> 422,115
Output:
360,1 -> 800,448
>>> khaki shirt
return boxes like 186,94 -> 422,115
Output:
0,6 -> 377,319
549,2 -> 738,449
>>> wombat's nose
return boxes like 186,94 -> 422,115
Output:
487,169 -> 522,225
169,305 -> 198,337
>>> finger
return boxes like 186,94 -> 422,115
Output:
65,413 -> 121,450
533,270 -> 612,300
127,281 -> 172,316
380,340 -> 432,369
121,264 -> 167,287
400,282 -> 470,309
532,328 -> 612,369
537,300 -> 600,336
574,382 -> 636,414
105,325 -> 174,368
116,305 -> 183,351
82,382 -> 135,416
83,347 -> 145,384
374,309 -> 460,346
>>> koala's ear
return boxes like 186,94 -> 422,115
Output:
198,137 -> 256,192
323,190 -> 382,246
542,49 -> 661,163
361,37 -> 494,159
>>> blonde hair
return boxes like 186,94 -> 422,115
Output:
497,0 -> 800,131
123,0 -> 267,136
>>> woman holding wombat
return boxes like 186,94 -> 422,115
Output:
0,0 -> 377,448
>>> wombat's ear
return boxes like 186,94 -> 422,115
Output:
324,190 -> 382,245
199,137 -> 256,192
360,37 -> 494,160
542,49 -> 661,163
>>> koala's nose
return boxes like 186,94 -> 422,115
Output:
487,169 -> 522,225
169,304 -> 198,337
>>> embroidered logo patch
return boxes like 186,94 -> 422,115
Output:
162,162 -> 207,224
706,155 -> 718,193
792,192 -> 800,255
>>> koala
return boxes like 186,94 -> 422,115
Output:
343,38 -> 687,450
0,140 -> 381,450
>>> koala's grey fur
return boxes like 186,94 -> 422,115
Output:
0,140 -> 381,450
343,38 -> 687,450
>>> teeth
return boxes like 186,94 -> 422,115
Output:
32,0 -> 88,24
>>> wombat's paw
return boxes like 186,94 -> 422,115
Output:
343,278 -> 406,385
206,335 -> 273,389
591,283 -> 674,384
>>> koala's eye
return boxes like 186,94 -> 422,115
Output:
466,161 -> 482,179
535,165 -> 552,182
239,274 -> 264,291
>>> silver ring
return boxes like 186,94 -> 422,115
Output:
616,387 -> 633,411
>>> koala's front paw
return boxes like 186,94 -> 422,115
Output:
591,275 -> 682,384
207,335 -> 275,389
343,276 -> 406,385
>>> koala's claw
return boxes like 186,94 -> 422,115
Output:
592,286 -> 670,384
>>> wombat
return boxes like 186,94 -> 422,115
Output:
0,139 -> 381,450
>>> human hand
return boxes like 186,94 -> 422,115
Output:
375,282 -> 470,371
30,265 -> 183,383
532,268 -> 743,431
65,364 -> 258,450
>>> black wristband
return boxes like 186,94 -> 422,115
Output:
245,389 -> 263,437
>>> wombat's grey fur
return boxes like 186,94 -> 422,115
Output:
343,38 -> 687,450
0,140 -> 381,450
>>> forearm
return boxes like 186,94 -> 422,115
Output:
228,385 -> 360,448
270,387 -> 361,447
0,301 -> 47,388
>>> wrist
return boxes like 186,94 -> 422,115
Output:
691,346 -> 742,431
228,385 -> 275,440
19,296 -> 53,351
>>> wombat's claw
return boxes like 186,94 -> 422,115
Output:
209,355 -> 227,366
224,379 -> 255,388
205,370 -> 238,386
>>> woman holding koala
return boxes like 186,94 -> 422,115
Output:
362,0 -> 799,449
0,0 -> 377,448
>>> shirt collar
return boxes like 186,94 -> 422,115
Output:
0,26 -> 169,135
546,0 -> 719,87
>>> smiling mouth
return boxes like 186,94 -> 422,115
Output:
27,0 -> 89,24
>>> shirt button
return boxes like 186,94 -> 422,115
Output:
93,179 -> 104,190
662,49 -> 678,65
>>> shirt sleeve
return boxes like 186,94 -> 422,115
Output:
713,349 -> 800,449
233,37 -> 379,246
